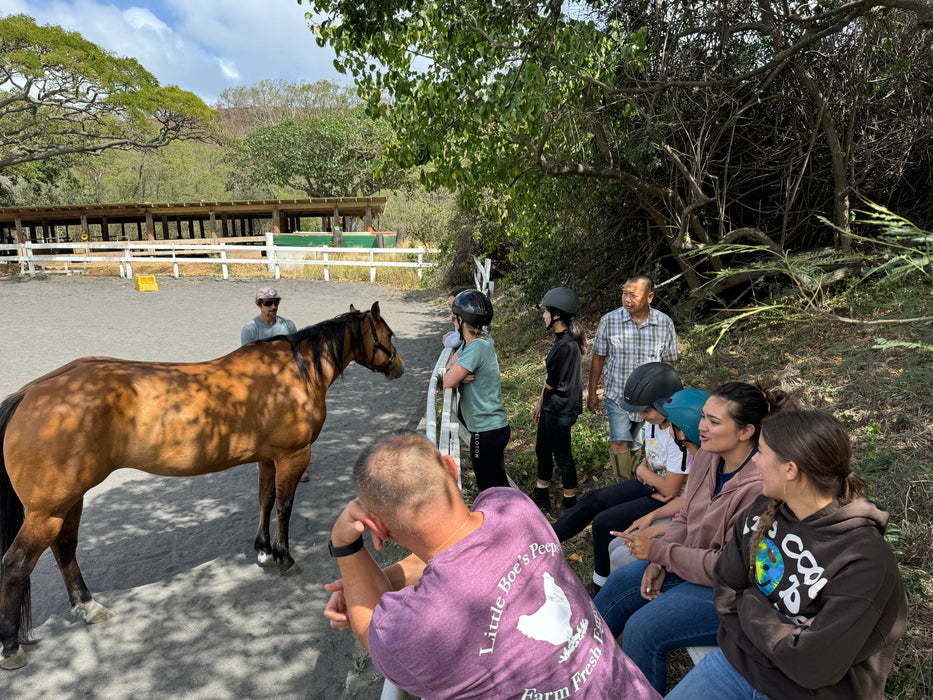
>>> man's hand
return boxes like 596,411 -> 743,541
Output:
323,579 -> 350,631
332,498 -> 384,551
587,392 -> 600,413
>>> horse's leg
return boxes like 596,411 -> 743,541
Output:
0,514 -> 62,670
272,445 -> 312,577
253,460 -> 276,568
50,498 -> 110,625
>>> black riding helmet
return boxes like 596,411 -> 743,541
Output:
619,362 -> 683,413
541,287 -> 579,330
451,289 -> 494,328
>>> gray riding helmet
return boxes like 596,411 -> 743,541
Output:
619,362 -> 683,413
541,287 -> 580,316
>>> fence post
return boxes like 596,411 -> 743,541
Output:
323,245 -> 330,282
265,232 -> 275,273
25,241 -> 35,277
370,249 -> 376,283
172,244 -> 179,279
220,242 -> 229,280
417,247 -> 424,279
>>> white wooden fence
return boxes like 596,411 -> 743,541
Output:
0,232 -> 438,283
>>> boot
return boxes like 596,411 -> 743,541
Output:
610,451 -> 637,480
558,494 -> 578,516
530,486 -> 551,511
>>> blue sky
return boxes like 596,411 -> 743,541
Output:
0,0 -> 349,103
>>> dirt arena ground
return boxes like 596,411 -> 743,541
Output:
0,274 -> 447,698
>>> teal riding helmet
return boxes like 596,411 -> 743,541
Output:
655,388 -> 710,446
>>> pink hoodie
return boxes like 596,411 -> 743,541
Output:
646,448 -> 762,586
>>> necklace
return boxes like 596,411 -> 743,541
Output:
430,513 -> 474,558
721,445 -> 757,474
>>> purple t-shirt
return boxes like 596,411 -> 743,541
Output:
369,489 -> 660,699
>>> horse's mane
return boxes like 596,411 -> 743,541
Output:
289,310 -> 367,385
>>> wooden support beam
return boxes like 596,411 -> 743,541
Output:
80,215 -> 89,242
101,216 -> 110,242
14,216 -> 24,244
145,212 -> 155,241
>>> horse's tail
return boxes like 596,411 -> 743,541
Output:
0,391 -> 33,644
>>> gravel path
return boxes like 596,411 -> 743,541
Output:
0,274 -> 446,699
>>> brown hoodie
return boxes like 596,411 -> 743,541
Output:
647,448 -> 763,586
715,495 -> 907,698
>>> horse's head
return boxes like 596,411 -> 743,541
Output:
351,302 -> 404,380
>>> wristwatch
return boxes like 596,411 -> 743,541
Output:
328,534 -> 364,558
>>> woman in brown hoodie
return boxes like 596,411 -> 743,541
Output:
667,410 -> 906,699
594,382 -> 794,694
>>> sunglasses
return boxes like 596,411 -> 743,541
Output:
260,299 -> 280,307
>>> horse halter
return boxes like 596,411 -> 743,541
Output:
365,313 -> 398,374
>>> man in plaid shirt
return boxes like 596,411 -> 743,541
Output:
587,276 -> 677,480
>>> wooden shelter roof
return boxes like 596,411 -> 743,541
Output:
0,197 -> 386,227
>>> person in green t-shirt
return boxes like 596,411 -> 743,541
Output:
443,290 -> 510,491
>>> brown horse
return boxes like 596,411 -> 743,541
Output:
0,301 -> 403,670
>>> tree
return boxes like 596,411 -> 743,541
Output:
215,79 -> 361,136
228,112 -> 410,198
0,14 -> 217,174
302,0 -> 933,298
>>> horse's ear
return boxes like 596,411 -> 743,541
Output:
349,304 -> 358,312
370,301 -> 381,319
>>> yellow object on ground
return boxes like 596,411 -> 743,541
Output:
135,275 -> 159,292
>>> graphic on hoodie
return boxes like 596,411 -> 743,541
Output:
754,538 -> 785,595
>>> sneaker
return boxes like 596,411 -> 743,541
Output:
530,486 -> 551,511
585,581 -> 602,598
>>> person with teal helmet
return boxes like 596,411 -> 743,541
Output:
608,388 -> 710,572
552,363 -> 696,596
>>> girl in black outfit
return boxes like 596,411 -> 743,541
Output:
530,287 -> 585,514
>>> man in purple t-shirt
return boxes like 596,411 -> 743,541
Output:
324,431 -> 659,699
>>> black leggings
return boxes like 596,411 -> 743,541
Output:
552,480 -> 664,577
469,424 -> 511,491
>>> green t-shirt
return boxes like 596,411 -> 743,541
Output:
456,337 -> 509,433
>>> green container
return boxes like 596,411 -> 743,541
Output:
274,233 -> 333,247
273,233 -> 398,248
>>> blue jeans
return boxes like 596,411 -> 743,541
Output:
666,649 -> 770,699
594,560 -> 720,694
605,396 -> 644,447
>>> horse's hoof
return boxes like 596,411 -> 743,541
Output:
281,563 -> 302,577
0,647 -> 27,670
72,600 -> 112,624
257,551 -> 276,568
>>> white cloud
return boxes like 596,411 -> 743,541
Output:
0,0 -> 347,103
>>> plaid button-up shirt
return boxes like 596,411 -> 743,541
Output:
591,306 -> 678,403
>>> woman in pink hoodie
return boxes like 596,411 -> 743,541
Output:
594,382 -> 795,694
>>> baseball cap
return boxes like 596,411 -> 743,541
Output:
256,286 -> 281,301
